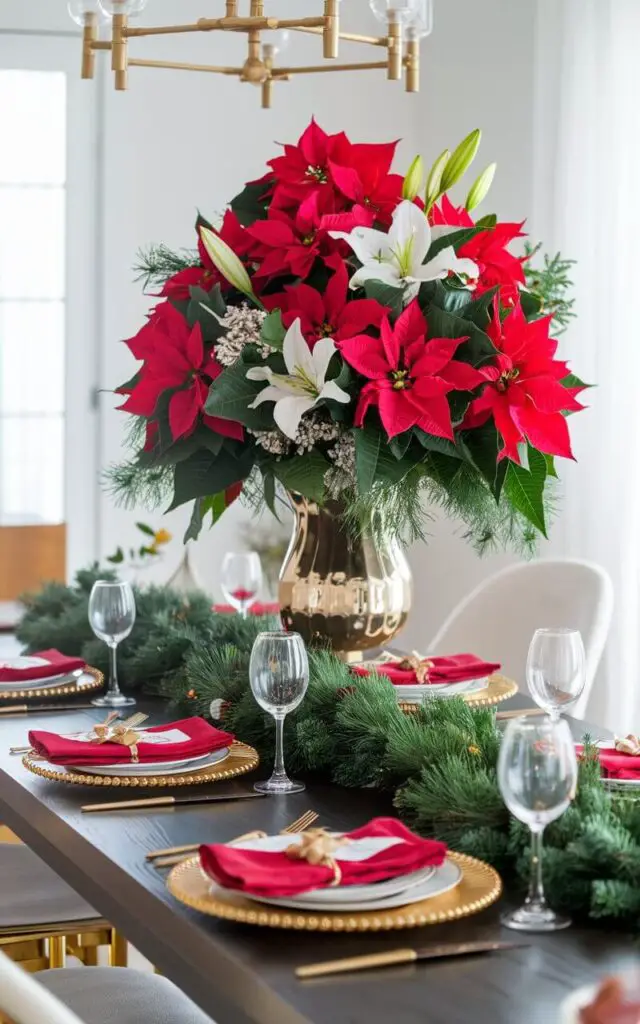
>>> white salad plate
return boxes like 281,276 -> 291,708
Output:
73,747 -> 230,777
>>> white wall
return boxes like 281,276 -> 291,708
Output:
3,0 -> 544,630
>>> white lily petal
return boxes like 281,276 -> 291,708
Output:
430,224 -> 463,241
248,384 -> 287,408
414,246 -> 478,282
387,200 -> 432,269
319,380 -> 350,405
283,317 -> 316,381
272,395 -> 317,440
246,366 -> 273,382
311,336 -> 338,384
329,226 -> 392,267
350,262 -> 403,290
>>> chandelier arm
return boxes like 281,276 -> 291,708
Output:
289,26 -> 387,47
122,17 -> 326,39
81,12 -> 97,79
387,17 -> 403,81
127,59 -> 243,74
112,12 -> 128,91
323,0 -> 339,59
272,61 -> 389,76
405,37 -> 419,93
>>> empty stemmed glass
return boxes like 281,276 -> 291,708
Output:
88,580 -> 137,708
527,628 -> 586,720
221,552 -> 262,618
249,631 -> 309,794
498,716 -> 578,931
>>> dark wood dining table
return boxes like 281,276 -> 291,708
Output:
0,692 -> 635,1024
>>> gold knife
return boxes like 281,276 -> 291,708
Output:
295,941 -> 529,979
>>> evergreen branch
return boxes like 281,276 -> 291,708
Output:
523,242 -> 577,333
133,243 -> 200,293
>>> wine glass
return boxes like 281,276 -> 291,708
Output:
527,628 -> 586,720
498,716 -> 578,931
221,552 -> 262,618
88,580 -> 137,708
249,631 -> 309,794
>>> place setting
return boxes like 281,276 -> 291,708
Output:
0,650 -> 104,704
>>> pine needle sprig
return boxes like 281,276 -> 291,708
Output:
524,242 -> 577,333
133,243 -> 200,293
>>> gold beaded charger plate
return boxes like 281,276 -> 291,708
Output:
166,850 -> 502,932
21,741 -> 259,788
0,666 -> 104,702
398,674 -> 518,714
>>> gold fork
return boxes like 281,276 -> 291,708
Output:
9,711 -> 150,756
149,809 -> 319,868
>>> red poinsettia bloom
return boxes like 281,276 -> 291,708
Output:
268,118 -> 352,210
329,141 -> 404,228
339,300 -> 485,440
265,264 -> 386,348
431,195 -> 526,306
463,300 -> 585,462
118,302 -> 243,443
247,192 -> 368,282
161,211 -> 251,301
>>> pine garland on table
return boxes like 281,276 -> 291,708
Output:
16,568 -> 640,929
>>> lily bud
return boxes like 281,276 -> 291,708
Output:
465,162 -> 497,212
439,129 -> 482,193
424,148 -> 449,211
199,226 -> 257,303
402,155 -> 424,201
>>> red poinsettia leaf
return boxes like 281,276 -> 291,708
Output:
339,333 -> 390,378
431,194 -> 474,228
462,389 -> 495,430
225,480 -> 244,505
354,382 -> 381,427
412,393 -> 456,440
522,375 -> 584,414
337,298 -> 387,338
323,264 -> 348,325
248,219 -> 296,248
391,300 -> 426,354
169,385 -> 199,440
492,393 -> 524,463
203,413 -> 244,441
437,359 -> 486,391
377,388 -> 421,438
161,266 -> 207,302
186,323 -> 204,370
299,118 -> 330,167
379,315 -> 400,370
511,401 -> 575,460
410,335 -> 466,377
328,160 -> 363,204
349,141 -> 397,188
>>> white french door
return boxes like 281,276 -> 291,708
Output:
0,33 -> 99,587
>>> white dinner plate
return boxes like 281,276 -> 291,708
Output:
72,747 -> 230,777
602,776 -> 640,788
209,832 -> 461,912
558,984 -> 596,1023
0,656 -> 82,690
394,677 -> 489,703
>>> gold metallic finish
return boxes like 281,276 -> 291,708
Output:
387,18 -> 403,80
323,0 -> 339,58
397,675 -> 519,715
226,0 -> 238,14
47,936 -> 66,969
405,37 -> 419,92
111,13 -> 127,71
273,61 -> 388,76
21,741 -> 259,789
279,494 -> 412,661
297,948 -> 417,978
290,26 -> 387,46
81,12 -> 97,79
167,851 -> 502,932
128,59 -> 241,74
0,666 -> 103,703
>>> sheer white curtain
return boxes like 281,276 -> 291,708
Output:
534,0 -> 640,732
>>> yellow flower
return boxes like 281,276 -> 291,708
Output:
468,745 -> 481,756
154,528 -> 172,546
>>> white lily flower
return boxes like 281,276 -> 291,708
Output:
330,200 -> 478,298
246,318 -> 350,440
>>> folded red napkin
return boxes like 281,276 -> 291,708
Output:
199,817 -> 448,898
0,649 -> 85,684
213,602 -> 280,616
28,717 -> 235,767
352,653 -> 501,686
578,745 -> 640,781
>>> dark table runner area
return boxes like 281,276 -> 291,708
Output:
0,694 -> 633,1024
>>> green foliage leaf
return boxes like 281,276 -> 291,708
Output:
168,449 -> 254,512
425,305 -> 496,367
427,226 -> 478,260
135,522 -> 155,537
261,308 -> 286,351
272,451 -> 329,504
544,454 -> 558,478
519,288 -> 544,320
503,446 -> 548,537
414,430 -> 464,460
106,547 -> 125,564
204,362 -> 274,430
561,373 -> 590,391
474,213 -> 497,230
353,425 -> 381,493
390,432 -> 412,460
230,179 -> 272,226
263,471 -> 278,518
363,280 -> 404,319
462,423 -> 506,500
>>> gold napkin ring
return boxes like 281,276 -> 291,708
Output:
89,713 -> 140,762
615,734 -> 640,756
396,655 -> 434,684
285,829 -> 350,887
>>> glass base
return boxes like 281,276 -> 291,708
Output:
91,694 -> 137,708
501,904 -> 571,932
254,776 -> 305,795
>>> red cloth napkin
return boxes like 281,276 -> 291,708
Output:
213,602 -> 280,616
0,649 -> 85,684
199,817 -> 448,897
352,653 -> 501,686
28,717 -> 235,767
577,745 -> 640,781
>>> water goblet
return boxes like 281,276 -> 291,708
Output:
498,716 -> 578,931
527,628 -> 586,720
249,631 -> 309,794
88,580 -> 136,708
221,552 -> 262,619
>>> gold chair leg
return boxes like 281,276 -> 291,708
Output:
0,938 -> 48,973
48,936 -> 66,968
109,930 -> 128,967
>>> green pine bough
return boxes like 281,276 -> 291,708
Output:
17,566 -> 640,930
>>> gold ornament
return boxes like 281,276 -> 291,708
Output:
285,829 -> 350,887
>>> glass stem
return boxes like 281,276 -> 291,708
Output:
108,643 -> 122,697
272,713 -> 287,781
526,827 -> 546,909
240,603 -> 248,621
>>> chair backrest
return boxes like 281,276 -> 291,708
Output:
427,559 -> 614,717
0,950 -> 86,1024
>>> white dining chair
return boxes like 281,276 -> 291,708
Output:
427,559 -> 614,718
0,948 -> 85,1024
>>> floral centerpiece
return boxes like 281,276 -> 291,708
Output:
113,120 -> 586,653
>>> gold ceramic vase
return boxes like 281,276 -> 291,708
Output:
278,493 -> 412,660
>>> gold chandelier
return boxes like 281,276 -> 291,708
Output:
67,1 -> 432,108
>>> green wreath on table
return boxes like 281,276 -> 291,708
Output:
16,565 -> 640,930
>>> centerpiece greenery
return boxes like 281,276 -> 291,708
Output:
111,120 -> 587,553
18,567 -> 640,930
